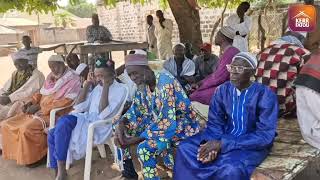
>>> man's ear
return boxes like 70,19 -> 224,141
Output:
249,69 -> 256,76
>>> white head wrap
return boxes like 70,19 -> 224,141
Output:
75,63 -> 88,75
220,26 -> 236,40
130,49 -> 147,56
286,28 -> 307,38
11,51 -> 29,62
173,43 -> 186,49
48,55 -> 65,63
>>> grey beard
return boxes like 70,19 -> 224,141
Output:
137,84 -> 146,92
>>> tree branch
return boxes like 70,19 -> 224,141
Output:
210,18 -> 221,44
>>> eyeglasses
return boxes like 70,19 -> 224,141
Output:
226,64 -> 253,74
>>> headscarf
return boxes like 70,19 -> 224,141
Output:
220,26 -> 236,40
75,63 -> 88,75
280,36 -> 304,48
232,52 -> 257,69
173,43 -> 186,49
272,29 -> 306,48
200,43 -> 212,52
125,49 -> 148,67
48,55 -> 65,63
11,51 -> 29,62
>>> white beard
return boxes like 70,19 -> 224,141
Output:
137,83 -> 146,92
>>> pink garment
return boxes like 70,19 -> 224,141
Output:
40,69 -> 81,100
190,46 -> 240,105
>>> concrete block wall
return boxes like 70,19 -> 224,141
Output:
97,0 -> 233,45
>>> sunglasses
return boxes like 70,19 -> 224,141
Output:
226,64 -> 253,74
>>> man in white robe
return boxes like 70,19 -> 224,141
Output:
47,57 -> 127,180
155,10 -> 173,60
163,43 -> 195,92
146,15 -> 158,58
226,2 -> 252,52
0,51 -> 45,121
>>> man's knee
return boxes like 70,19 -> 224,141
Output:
217,162 -> 248,179
137,141 -> 156,162
55,115 -> 77,133
48,128 -> 55,144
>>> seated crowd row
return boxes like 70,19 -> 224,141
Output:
0,25 -> 319,180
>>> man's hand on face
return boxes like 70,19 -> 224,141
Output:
22,102 -> 33,113
197,140 -> 221,163
84,72 -> 96,88
0,96 -> 11,105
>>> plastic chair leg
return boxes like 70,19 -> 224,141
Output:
97,144 -> 107,158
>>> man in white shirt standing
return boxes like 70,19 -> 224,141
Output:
155,10 -> 173,60
226,2 -> 252,52
18,36 -> 65,68
146,15 -> 157,58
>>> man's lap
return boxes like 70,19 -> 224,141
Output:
177,133 -> 269,174
49,115 -> 77,136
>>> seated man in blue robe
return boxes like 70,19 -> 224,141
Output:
174,52 -> 279,180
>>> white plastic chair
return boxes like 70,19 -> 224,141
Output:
46,104 -> 74,168
83,85 -> 128,180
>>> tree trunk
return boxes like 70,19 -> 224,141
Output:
281,12 -> 288,36
220,0 -> 229,28
258,9 -> 266,50
209,0 -> 229,44
168,0 -> 203,54
209,18 -> 221,44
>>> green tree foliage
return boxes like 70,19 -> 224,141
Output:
54,12 -> 76,28
0,0 -> 83,13
65,0 -> 96,18
0,0 -> 298,14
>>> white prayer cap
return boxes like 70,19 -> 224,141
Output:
48,55 -> 65,63
11,51 -> 29,62
75,63 -> 88,75
130,49 -> 147,56
232,52 -> 258,69
173,43 -> 186,49
220,26 -> 236,40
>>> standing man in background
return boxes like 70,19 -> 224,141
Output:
155,10 -> 173,60
146,15 -> 158,58
86,13 -> 113,43
19,35 -> 65,68
226,2 -> 252,52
